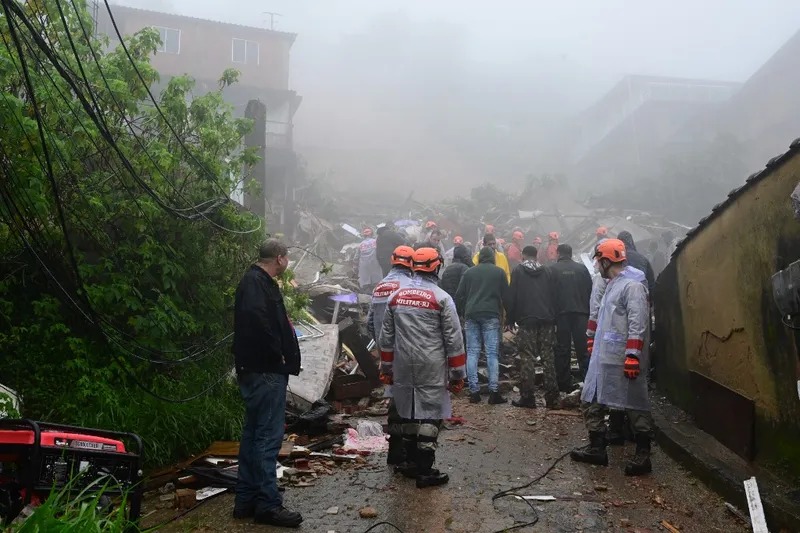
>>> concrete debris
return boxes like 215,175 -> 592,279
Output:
325,506 -> 340,515
358,506 -> 378,519
174,488 -> 196,509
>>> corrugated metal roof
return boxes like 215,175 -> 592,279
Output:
671,136 -> 800,258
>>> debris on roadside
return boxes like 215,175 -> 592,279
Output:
359,506 -> 379,519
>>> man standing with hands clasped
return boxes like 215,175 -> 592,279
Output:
233,239 -> 303,528
571,239 -> 654,476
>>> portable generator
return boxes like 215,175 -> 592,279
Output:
0,419 -> 143,525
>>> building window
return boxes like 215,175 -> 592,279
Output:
232,38 -> 259,65
153,26 -> 180,54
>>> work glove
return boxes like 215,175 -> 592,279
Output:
623,355 -> 640,379
379,372 -> 393,385
586,337 -> 594,356
449,379 -> 465,393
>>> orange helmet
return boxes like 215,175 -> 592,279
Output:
425,220 -> 437,229
363,227 -> 374,237
596,226 -> 608,237
453,235 -> 464,245
485,224 -> 495,234
548,231 -> 559,240
391,245 -> 415,268
412,247 -> 442,273
512,230 -> 524,241
533,236 -> 542,245
595,238 -> 627,263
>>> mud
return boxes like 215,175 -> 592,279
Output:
143,395 -> 748,533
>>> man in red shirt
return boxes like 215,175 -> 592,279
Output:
506,230 -> 524,270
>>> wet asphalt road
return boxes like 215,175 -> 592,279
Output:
145,394 -> 749,533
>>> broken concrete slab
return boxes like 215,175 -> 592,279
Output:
288,324 -> 341,411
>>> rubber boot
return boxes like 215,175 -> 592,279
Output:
570,431 -> 609,466
415,449 -> 449,488
624,434 -> 652,476
386,434 -> 405,466
394,438 -> 418,478
607,411 -> 626,445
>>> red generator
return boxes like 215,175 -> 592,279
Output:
0,419 -> 143,525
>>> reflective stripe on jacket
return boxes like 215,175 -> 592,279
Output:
379,275 -> 466,420
581,266 -> 650,411
367,268 -> 413,344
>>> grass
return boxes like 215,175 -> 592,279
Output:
9,479 -> 143,532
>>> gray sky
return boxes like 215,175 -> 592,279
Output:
117,0 -> 800,193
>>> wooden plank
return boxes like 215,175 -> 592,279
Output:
743,476 -> 769,533
660,520 -> 680,533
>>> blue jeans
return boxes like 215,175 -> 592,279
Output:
235,372 -> 287,514
466,317 -> 500,393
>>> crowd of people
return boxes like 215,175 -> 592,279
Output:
229,222 -> 659,526
360,221 -> 658,491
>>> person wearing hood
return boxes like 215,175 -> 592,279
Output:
616,231 -> 654,293
505,246 -> 559,409
456,247 -> 509,405
550,244 -> 593,388
376,222 -> 407,277
472,233 -> 511,282
367,246 -> 416,467
571,239 -> 653,476
440,244 -> 473,299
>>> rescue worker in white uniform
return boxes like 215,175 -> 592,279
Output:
379,247 -> 466,488
366,245 -> 415,466
571,239 -> 654,476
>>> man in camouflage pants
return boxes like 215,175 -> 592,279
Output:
505,246 -> 560,409
516,326 -> 558,407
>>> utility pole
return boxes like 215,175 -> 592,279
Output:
263,11 -> 282,31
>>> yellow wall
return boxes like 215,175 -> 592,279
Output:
673,152 -> 800,419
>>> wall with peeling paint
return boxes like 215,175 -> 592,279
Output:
655,140 -> 800,475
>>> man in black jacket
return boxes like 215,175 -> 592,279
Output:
376,223 -> 407,276
550,244 -> 593,388
616,231 -> 654,293
440,244 -> 473,299
506,246 -> 559,409
233,239 -> 302,528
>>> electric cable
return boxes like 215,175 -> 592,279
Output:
100,0 -> 238,201
490,450 -> 572,532
54,0 -> 262,234
0,9 -> 243,360
1,0 -> 236,225
0,46 -> 230,364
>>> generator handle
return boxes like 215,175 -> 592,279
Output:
19,420 -> 144,457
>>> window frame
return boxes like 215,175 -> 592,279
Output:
153,26 -> 181,55
231,38 -> 260,65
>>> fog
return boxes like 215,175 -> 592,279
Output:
116,0 -> 800,218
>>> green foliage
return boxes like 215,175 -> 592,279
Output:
10,479 -> 141,532
0,391 -> 19,419
0,1 -> 280,467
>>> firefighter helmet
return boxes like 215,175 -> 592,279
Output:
412,247 -> 442,273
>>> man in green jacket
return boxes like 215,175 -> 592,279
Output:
456,247 -> 509,405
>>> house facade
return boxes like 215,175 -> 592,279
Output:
95,5 -> 302,226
